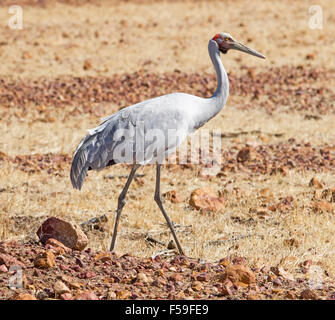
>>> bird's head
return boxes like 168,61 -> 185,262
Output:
212,32 -> 265,59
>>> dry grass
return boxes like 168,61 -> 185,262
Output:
0,0 -> 333,78
1,0 -> 335,281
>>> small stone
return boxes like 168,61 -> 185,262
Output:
36,291 -> 49,300
247,294 -> 260,300
79,271 -> 96,279
300,289 -> 319,300
60,293 -> 72,300
305,53 -> 315,60
83,59 -> 93,70
9,293 -> 37,300
107,291 -> 116,299
218,265 -> 255,285
285,291 -> 297,299
274,267 -> 295,281
167,240 -> 176,250
196,273 -> 210,282
59,264 -> 69,271
116,290 -> 131,299
46,238 -> 72,253
219,258 -> 230,267
191,281 -> 203,291
322,188 -> 335,202
54,280 -> 71,296
312,200 -> 333,213
309,177 -> 323,189
75,291 -> 99,300
272,288 -> 283,294
175,291 -> 186,299
259,188 -> 274,200
237,147 -> 252,162
69,282 -> 82,290
0,264 -> 8,273
137,272 -> 149,283
189,187 -> 225,212
94,252 -> 112,262
163,190 -> 184,203
170,273 -> 183,282
272,277 -> 282,286
37,217 -> 88,251
0,253 -> 25,268
34,250 -> 55,269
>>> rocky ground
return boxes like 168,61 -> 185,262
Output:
1,237 -> 334,300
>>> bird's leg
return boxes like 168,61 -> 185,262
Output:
110,164 -> 140,252
154,164 -> 185,255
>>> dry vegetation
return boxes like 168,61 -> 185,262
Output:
0,0 -> 335,299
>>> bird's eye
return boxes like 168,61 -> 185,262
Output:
225,37 -> 230,41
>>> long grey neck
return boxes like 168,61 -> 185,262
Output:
208,40 -> 229,108
192,40 -> 229,130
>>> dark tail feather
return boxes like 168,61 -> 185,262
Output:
70,142 -> 89,190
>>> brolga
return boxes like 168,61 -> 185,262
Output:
70,32 -> 265,255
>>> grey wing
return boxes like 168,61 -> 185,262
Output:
70,108 -> 138,190
70,93 -> 195,190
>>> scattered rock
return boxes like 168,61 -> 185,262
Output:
75,290 -> 99,300
163,190 -> 184,203
46,238 -> 72,254
189,187 -> 225,212
305,53 -> 315,60
37,217 -> 88,251
79,271 -> 96,279
9,293 -> 37,300
83,59 -> 93,70
285,291 -> 297,299
94,252 -> 112,262
54,280 -> 71,296
312,200 -> 333,213
0,253 -> 25,268
259,188 -> 274,200
169,273 -> 183,282
196,273 -> 210,282
309,177 -> 323,189
191,281 -> 203,291
322,188 -> 335,202
175,291 -> 186,299
116,290 -> 132,299
136,272 -> 149,283
300,289 -> 319,300
219,258 -> 230,267
218,265 -> 255,285
107,291 -> 117,299
34,250 -> 55,269
247,294 -> 260,300
0,264 -> 8,273
60,293 -> 73,300
236,147 -> 252,162
272,267 -> 295,282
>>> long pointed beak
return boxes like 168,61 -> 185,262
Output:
232,41 -> 265,59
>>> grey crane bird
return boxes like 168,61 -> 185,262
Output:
70,32 -> 265,255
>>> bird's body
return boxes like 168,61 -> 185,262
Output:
71,40 -> 229,191
70,32 -> 264,254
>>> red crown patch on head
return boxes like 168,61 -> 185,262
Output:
212,34 -> 221,41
